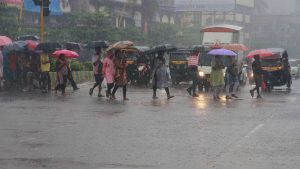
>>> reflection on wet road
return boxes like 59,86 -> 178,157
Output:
0,81 -> 300,169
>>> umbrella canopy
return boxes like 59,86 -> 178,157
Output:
106,41 -> 134,52
65,42 -> 81,51
17,35 -> 39,41
52,49 -> 79,59
0,36 -> 13,46
135,46 -> 150,53
208,49 -> 237,56
223,44 -> 248,51
87,40 -> 109,49
150,44 -> 177,53
0,0 -> 22,5
3,41 -> 27,52
36,42 -> 62,53
246,49 -> 274,59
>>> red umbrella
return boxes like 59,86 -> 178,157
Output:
0,0 -> 22,5
52,49 -> 79,59
26,40 -> 38,50
0,36 -> 13,46
246,49 -> 274,59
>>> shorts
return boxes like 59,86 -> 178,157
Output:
94,74 -> 104,84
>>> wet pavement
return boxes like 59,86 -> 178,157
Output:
0,80 -> 300,169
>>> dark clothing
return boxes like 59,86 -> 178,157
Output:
112,85 -> 127,98
41,72 -> 51,91
187,66 -> 199,95
252,60 -> 262,75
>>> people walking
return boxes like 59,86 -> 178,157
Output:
211,55 -> 225,100
250,55 -> 263,98
102,50 -> 115,99
56,54 -> 68,94
67,63 -> 79,91
89,47 -> 104,97
151,51 -> 174,100
187,50 -> 200,97
225,59 -> 239,99
111,50 -> 128,100
40,50 -> 51,93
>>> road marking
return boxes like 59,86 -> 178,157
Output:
245,124 -> 265,138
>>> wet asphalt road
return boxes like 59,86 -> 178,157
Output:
0,80 -> 300,169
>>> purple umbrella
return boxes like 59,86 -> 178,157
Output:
208,49 -> 237,56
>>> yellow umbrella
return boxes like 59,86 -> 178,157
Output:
106,41 -> 134,52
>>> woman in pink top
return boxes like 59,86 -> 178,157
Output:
102,51 -> 115,99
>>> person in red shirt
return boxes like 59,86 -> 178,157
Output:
187,50 -> 200,97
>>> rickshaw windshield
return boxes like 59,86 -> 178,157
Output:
169,52 -> 189,60
126,51 -> 139,61
261,59 -> 282,67
199,52 -> 212,66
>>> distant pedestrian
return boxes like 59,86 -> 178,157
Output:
67,62 -> 79,91
40,50 -> 51,93
225,59 -> 239,99
151,51 -> 174,100
102,50 -> 115,99
89,47 -> 104,97
111,50 -> 128,100
186,50 -> 200,97
211,55 -> 225,100
250,55 -> 263,98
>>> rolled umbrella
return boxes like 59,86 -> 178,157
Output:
36,42 -> 62,53
0,36 -> 13,46
52,49 -> 79,59
208,49 -> 237,56
246,49 -> 274,59
223,44 -> 248,51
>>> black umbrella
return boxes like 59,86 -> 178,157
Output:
36,42 -> 62,53
65,42 -> 81,51
150,44 -> 177,53
135,46 -> 150,53
87,40 -> 109,49
17,35 -> 40,41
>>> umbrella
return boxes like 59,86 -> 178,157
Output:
36,42 -> 62,53
106,41 -> 134,52
0,36 -> 13,46
65,42 -> 81,51
135,46 -> 150,53
0,0 -> 22,5
3,41 -> 27,52
150,44 -> 177,53
223,44 -> 248,51
52,49 -> 79,59
246,49 -> 274,59
208,49 -> 237,56
26,40 -> 38,50
87,40 -> 109,49
17,35 -> 39,41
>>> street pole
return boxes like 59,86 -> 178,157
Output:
40,0 -> 44,42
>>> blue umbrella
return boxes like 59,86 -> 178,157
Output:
208,49 -> 237,56
3,41 -> 27,52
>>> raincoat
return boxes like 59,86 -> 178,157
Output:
102,57 -> 115,84
210,58 -> 225,87
152,57 -> 169,89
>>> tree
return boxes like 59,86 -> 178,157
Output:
141,0 -> 159,33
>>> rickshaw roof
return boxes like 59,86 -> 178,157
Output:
201,24 -> 243,33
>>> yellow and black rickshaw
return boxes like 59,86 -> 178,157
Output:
169,48 -> 190,85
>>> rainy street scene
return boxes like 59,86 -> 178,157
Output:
0,0 -> 300,169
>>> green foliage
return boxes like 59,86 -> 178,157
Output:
0,5 -> 21,38
70,59 -> 83,71
82,61 -> 93,71
50,59 -> 57,72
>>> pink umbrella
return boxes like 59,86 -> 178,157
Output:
52,49 -> 79,59
0,36 -> 13,46
26,40 -> 38,50
0,0 -> 22,5
246,49 -> 274,59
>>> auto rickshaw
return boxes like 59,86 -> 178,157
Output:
169,48 -> 190,85
261,49 -> 292,92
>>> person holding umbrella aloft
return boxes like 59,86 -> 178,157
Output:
89,46 -> 105,97
186,49 -> 200,97
102,50 -> 115,99
211,55 -> 225,100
